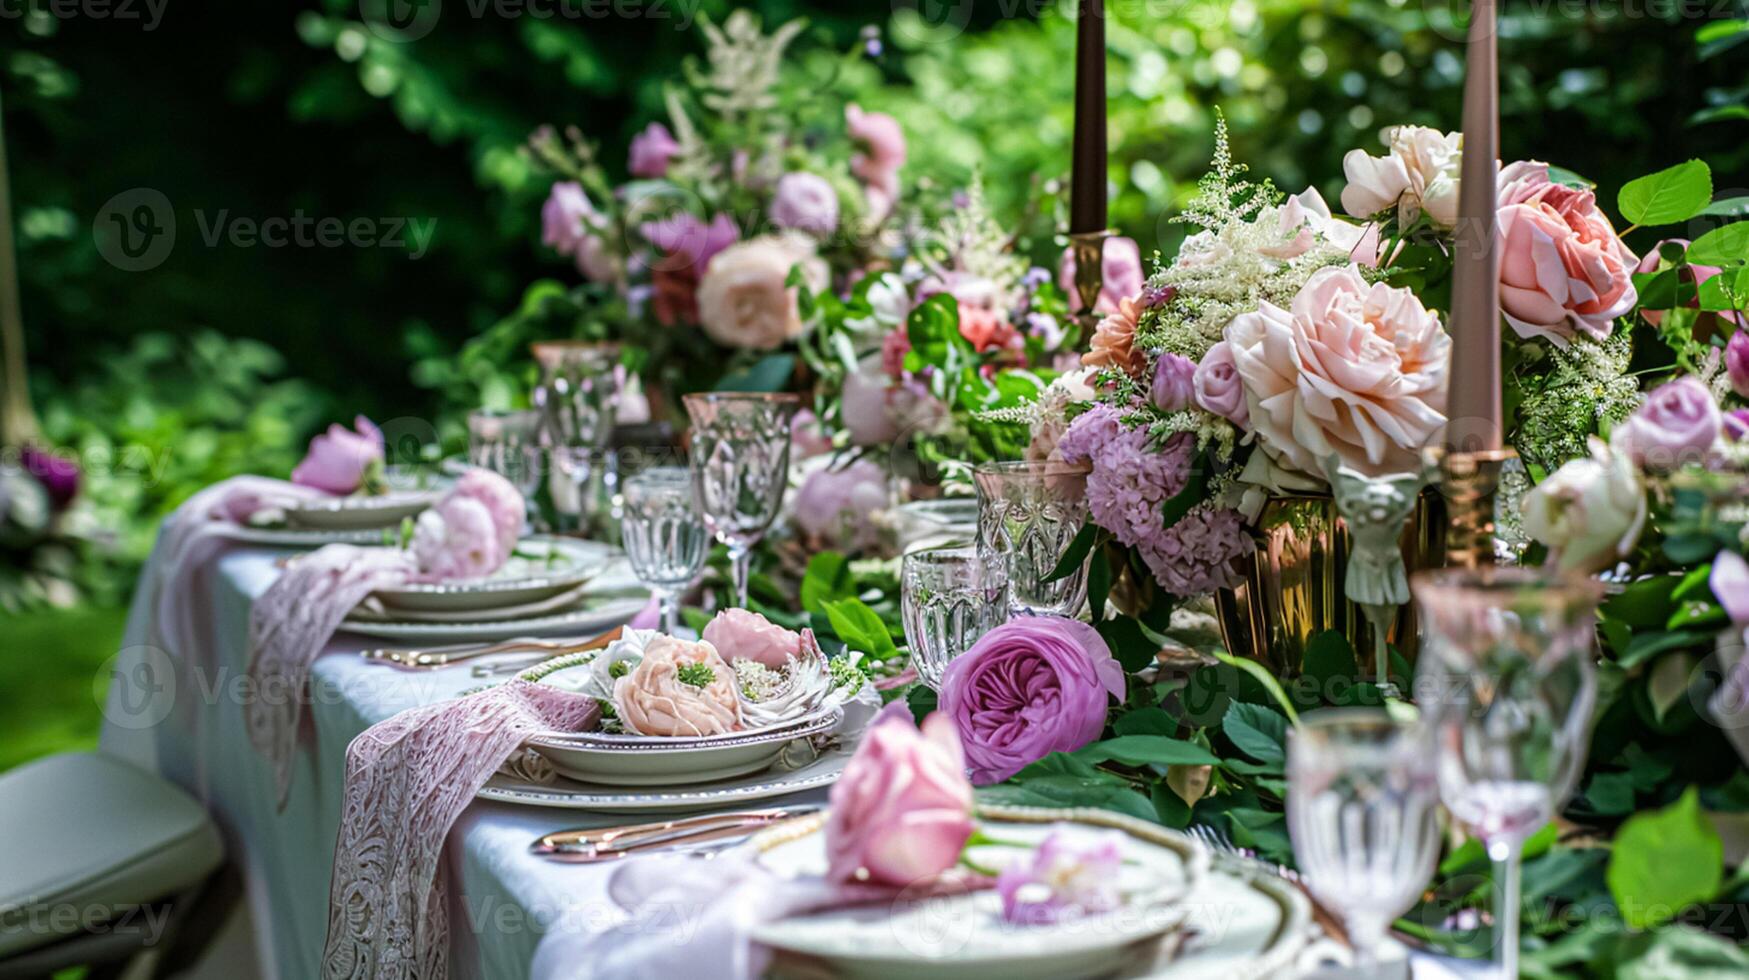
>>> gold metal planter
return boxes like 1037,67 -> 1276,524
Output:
1214,492 -> 1445,678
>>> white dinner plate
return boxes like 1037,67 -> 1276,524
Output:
338,594 -> 649,644
476,740 -> 851,813
230,526 -> 390,548
526,708 -> 842,787
283,490 -> 440,531
748,806 -> 1210,980
369,538 -> 617,613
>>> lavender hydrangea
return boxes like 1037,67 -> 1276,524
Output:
1056,404 -> 1249,597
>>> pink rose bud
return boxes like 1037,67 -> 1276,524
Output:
1193,341 -> 1250,428
700,608 -> 803,670
291,416 -> 384,494
1150,352 -> 1197,413
825,702 -> 975,887
627,122 -> 681,179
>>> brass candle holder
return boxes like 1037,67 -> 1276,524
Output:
1425,446 -> 1519,569
1068,229 -> 1114,330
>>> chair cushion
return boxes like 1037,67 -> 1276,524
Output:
0,752 -> 223,958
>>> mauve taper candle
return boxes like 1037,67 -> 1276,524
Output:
1070,0 -> 1108,235
1444,0 -> 1503,452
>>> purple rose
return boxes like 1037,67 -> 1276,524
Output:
1728,331 -> 1749,400
20,446 -> 79,510
627,122 -> 680,179
1193,341 -> 1249,428
292,416 -> 384,494
1611,376 -> 1722,470
641,212 -> 739,271
939,616 -> 1126,785
1727,409 -> 1749,442
1150,352 -> 1196,413
793,460 -> 889,551
1712,550 -> 1749,624
770,172 -> 840,238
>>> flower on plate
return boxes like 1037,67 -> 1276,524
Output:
628,122 -> 681,179
825,702 -> 975,887
1150,352 -> 1197,413
1339,125 -> 1461,228
1496,162 -> 1638,346
701,608 -> 803,670
410,495 -> 501,581
447,468 -> 525,566
695,233 -> 828,350
1610,376 -> 1721,471
1193,341 -> 1249,428
1225,264 -> 1449,477
846,104 -> 906,219
770,172 -> 840,238
541,182 -> 615,283
938,617 -> 1126,785
1058,236 -> 1144,315
1082,296 -> 1148,378
644,212 -> 740,327
292,416 -> 384,495
793,460 -> 890,552
997,830 -> 1125,925
613,636 -> 743,737
1520,437 -> 1646,575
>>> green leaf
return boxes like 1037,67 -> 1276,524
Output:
1096,616 -> 1160,673
822,598 -> 898,660
1303,630 -> 1357,686
1045,522 -> 1100,583
906,684 -> 937,724
1606,787 -> 1724,929
1160,456 -> 1210,530
1617,629 -> 1709,669
1074,735 -> 1222,768
714,353 -> 796,392
1546,166 -> 1594,189
1619,161 -> 1713,226
1210,651 -> 1302,726
1702,196 -> 1749,219
1113,706 -> 1178,737
978,778 -> 1157,822
1150,781 -> 1193,828
1614,925 -> 1749,979
1602,575 -> 1682,630
1688,221 -> 1749,266
799,552 -> 852,614
1223,702 -> 1289,769
1086,547 -> 1112,624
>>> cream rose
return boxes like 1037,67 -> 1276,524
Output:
612,636 -> 743,737
1225,264 -> 1449,477
1521,437 -> 1646,575
695,233 -> 828,350
1259,188 -> 1369,260
1340,126 -> 1461,228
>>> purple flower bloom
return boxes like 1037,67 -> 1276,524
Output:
641,212 -> 739,271
20,447 -> 78,510
1150,353 -> 1196,413
1141,506 -> 1251,596
997,830 -> 1126,926
1728,331 -> 1749,400
938,616 -> 1126,785
541,182 -> 615,282
1726,409 -> 1749,442
770,172 -> 840,238
1712,550 -> 1749,624
793,460 -> 889,551
627,122 -> 681,179
1611,376 -> 1722,471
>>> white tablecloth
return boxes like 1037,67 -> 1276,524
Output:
97,544 -> 1483,980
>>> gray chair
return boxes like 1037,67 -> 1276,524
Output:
0,753 -> 226,979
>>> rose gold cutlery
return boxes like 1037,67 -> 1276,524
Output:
361,626 -> 624,669
531,806 -> 818,863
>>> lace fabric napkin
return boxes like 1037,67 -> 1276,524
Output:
246,543 -> 419,805
321,680 -> 602,980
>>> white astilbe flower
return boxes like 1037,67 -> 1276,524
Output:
695,12 -> 804,117
916,173 -> 1029,304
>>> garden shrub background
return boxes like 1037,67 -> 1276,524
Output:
2,0 -> 1745,765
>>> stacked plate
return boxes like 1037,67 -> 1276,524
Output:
342,537 -> 651,643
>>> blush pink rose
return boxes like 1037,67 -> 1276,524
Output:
627,122 -> 680,179
1340,125 -> 1461,228
701,608 -> 803,670
841,355 -> 899,446
1058,236 -> 1144,315
1193,341 -> 1249,428
1260,188 -> 1370,261
1496,161 -> 1639,346
541,182 -> 615,283
695,233 -> 828,350
825,702 -> 975,887
846,104 -> 906,218
1225,264 -> 1449,476
613,636 -> 744,737
410,495 -> 502,581
292,416 -> 384,494
770,172 -> 840,238
793,460 -> 890,551
447,468 -> 525,566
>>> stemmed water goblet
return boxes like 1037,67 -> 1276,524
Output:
973,460 -> 1091,618
1412,567 -> 1602,980
682,392 -> 800,610
1286,709 -> 1443,971
619,467 -> 708,635
900,545 -> 1009,689
467,408 -> 544,519
532,341 -> 623,535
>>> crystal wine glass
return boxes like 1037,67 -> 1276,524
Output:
1412,566 -> 1602,979
1286,709 -> 1442,969
900,545 -> 1009,689
973,460 -> 1091,617
467,408 -> 544,512
533,341 -> 623,535
682,392 -> 800,610
619,467 -> 708,635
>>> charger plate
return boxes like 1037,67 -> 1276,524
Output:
476,740 -> 851,813
369,538 -> 616,612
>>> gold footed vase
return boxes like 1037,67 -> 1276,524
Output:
1214,493 -> 1446,678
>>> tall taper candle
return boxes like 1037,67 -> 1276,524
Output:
1444,0 -> 1502,452
1070,0 -> 1108,235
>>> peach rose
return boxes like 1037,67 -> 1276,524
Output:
958,303 -> 1018,353
1225,264 -> 1449,476
1496,161 -> 1638,346
701,608 -> 802,670
695,233 -> 828,350
1340,126 -> 1461,228
612,636 -> 743,737
1082,296 -> 1148,378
